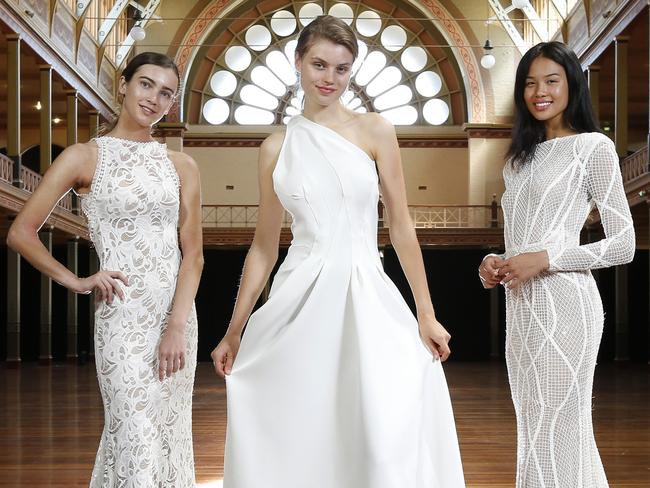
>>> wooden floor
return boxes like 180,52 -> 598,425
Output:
0,361 -> 648,487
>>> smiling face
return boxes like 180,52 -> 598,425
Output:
524,56 -> 570,129
118,64 -> 178,127
295,38 -> 354,107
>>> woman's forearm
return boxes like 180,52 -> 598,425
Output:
388,221 -> 435,318
226,243 -> 278,336
7,224 -> 80,290
167,250 -> 204,330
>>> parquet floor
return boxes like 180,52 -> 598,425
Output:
1,361 -> 648,487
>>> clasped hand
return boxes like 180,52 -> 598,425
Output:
478,251 -> 549,290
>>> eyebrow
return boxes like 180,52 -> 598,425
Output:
310,56 -> 352,67
138,75 -> 175,92
526,72 -> 561,79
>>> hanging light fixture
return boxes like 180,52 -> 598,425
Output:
481,2 -> 496,70
130,25 -> 146,40
481,39 -> 496,69
129,10 -> 146,41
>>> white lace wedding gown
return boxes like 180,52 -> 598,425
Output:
81,136 -> 198,487
499,133 -> 635,487
224,115 -> 465,488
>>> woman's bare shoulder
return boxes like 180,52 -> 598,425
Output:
261,130 -> 286,156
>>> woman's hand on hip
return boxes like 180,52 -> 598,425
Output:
74,270 -> 129,304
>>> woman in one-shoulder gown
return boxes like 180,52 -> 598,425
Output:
212,15 -> 465,488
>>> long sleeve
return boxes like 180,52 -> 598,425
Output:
547,138 -> 635,272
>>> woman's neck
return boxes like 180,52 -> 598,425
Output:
302,100 -> 349,127
109,116 -> 154,142
544,116 -> 576,141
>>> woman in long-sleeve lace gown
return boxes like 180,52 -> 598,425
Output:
479,42 -> 635,488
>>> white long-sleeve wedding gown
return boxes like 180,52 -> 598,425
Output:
223,115 -> 465,488
500,132 -> 635,487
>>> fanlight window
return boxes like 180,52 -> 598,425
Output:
201,3 -> 452,126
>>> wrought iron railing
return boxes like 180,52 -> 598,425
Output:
621,145 -> 649,183
202,204 -> 503,229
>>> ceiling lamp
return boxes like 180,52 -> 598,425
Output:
130,25 -> 146,41
481,39 -> 496,69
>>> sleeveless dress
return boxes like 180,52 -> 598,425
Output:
499,133 -> 635,487
80,136 -> 198,487
224,115 -> 465,488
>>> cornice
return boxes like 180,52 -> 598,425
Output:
184,137 -> 469,149
463,123 -> 512,139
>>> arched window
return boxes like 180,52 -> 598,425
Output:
198,3 -> 455,126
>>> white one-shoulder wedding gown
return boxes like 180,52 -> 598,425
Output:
224,115 -> 465,488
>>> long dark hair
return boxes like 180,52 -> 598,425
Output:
101,52 -> 181,135
506,41 -> 600,166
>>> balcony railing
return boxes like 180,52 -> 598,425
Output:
0,155 -> 73,211
202,204 -> 503,229
621,146 -> 649,184
388,204 -> 503,229
0,154 -> 13,184
202,205 -> 292,228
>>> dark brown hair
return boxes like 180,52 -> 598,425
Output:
295,15 -> 358,61
101,52 -> 181,135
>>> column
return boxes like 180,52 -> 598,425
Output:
614,264 -> 629,361
67,237 -> 79,361
647,199 -> 650,364
88,110 -> 100,140
7,34 -> 22,188
463,125 -> 510,227
489,286 -> 499,358
6,225 -> 21,364
153,122 -> 188,151
490,194 -> 499,228
614,36 -> 629,157
88,246 -> 99,356
66,90 -> 78,146
39,228 -> 53,363
587,65 -> 600,124
39,65 -> 53,175
66,89 -> 80,214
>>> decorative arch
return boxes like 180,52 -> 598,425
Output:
171,0 -> 486,124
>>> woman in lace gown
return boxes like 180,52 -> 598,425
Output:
8,52 -> 203,487
479,42 -> 635,487
211,16 -> 465,488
